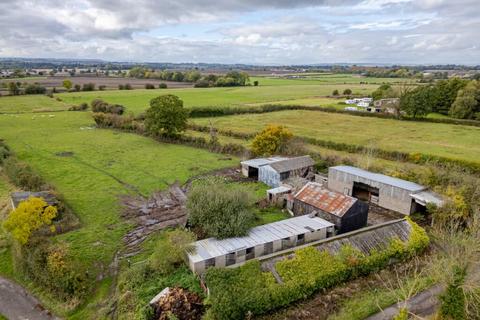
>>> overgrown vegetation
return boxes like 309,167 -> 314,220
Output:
187,177 -> 255,239
204,218 -> 429,320
251,125 -> 293,156
145,95 -> 189,137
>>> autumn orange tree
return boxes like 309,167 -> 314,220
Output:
3,196 -> 57,245
251,124 -> 293,156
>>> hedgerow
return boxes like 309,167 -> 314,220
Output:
204,218 -> 429,320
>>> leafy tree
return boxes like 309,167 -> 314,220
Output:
74,84 -> 81,92
343,88 -> 352,95
62,79 -> 73,90
7,82 -> 20,95
3,197 -> 57,245
372,83 -> 397,100
145,94 -> 188,137
149,229 -> 196,274
449,80 -> 480,119
251,125 -> 293,156
253,80 -> 259,86
187,178 -> 255,239
433,78 -> 468,114
400,85 -> 436,118
332,89 -> 339,96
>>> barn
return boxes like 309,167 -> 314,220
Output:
187,215 -> 334,274
241,156 -> 314,187
328,166 -> 443,215
292,182 -> 369,233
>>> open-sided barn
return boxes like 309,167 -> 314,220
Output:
328,166 -> 443,215
292,182 -> 369,233
187,215 -> 334,274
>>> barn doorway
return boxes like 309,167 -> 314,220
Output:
248,166 -> 259,179
352,182 -> 379,203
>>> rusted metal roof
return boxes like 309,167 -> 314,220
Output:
294,182 -> 357,217
10,191 -> 58,209
269,155 -> 314,173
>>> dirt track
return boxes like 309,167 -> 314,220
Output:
0,277 -> 58,320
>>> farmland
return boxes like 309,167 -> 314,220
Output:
249,74 -> 417,86
56,82 -> 382,113
191,110 -> 480,164
0,95 -> 69,113
0,111 -> 237,314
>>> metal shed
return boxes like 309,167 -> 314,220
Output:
187,215 -> 334,274
10,191 -> 58,209
258,156 -> 315,187
292,182 -> 369,233
240,157 -> 288,179
328,166 -> 443,215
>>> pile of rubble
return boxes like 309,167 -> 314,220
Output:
120,183 -> 188,258
150,287 -> 203,320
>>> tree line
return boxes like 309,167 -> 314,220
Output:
373,78 -> 480,120
128,66 -> 252,87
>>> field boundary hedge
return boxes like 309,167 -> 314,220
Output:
187,104 -> 480,127
204,218 -> 429,320
187,123 -> 480,175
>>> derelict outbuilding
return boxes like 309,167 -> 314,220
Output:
292,182 -> 369,233
187,214 -> 334,274
328,166 -> 443,215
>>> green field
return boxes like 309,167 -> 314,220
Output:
0,95 -> 69,113
56,83 -> 380,114
0,111 -> 237,307
250,74 -> 415,86
248,97 -> 347,109
191,110 -> 480,164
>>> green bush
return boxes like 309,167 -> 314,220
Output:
440,266 -> 467,320
187,177 -> 255,239
3,157 -> 45,191
204,218 -> 429,320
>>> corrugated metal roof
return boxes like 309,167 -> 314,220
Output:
188,215 -> 334,263
241,157 -> 288,168
294,182 -> 357,217
330,166 -> 426,192
269,156 -> 314,173
267,186 -> 292,195
10,191 -> 58,208
411,190 -> 444,207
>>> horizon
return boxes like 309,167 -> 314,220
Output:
1,0 -> 479,65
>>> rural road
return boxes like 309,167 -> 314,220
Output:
0,277 -> 58,320
366,284 -> 443,320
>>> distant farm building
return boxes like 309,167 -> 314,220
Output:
292,182 -> 369,233
241,156 -> 315,187
328,166 -> 443,215
10,191 -> 58,209
187,215 -> 334,274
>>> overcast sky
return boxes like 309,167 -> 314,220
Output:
0,0 -> 479,65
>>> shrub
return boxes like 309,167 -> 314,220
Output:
187,177 -> 255,239
204,219 -> 429,320
145,83 -> 155,89
74,84 -> 81,92
118,84 -> 125,90
253,80 -> 259,86
440,266 -> 467,319
124,83 -> 132,90
158,83 -> 168,89
0,141 -> 11,164
68,103 -> 88,111
332,89 -> 339,96
91,99 -> 124,114
251,125 -> 293,156
24,84 -> 46,94
145,95 -> 188,137
82,83 -> 95,91
98,85 -> 106,91
149,229 -> 196,275
3,157 -> 45,190
343,88 -> 352,95
3,197 -> 57,245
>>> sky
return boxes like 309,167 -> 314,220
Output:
0,0 -> 479,65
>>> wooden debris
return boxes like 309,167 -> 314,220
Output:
151,287 -> 203,320
120,183 -> 187,258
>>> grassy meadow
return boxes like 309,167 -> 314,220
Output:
0,95 -> 69,113
0,111 -> 237,310
55,83 -> 380,113
191,110 -> 480,164
250,74 -> 416,86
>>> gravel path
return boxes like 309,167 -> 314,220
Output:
0,277 -> 59,320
